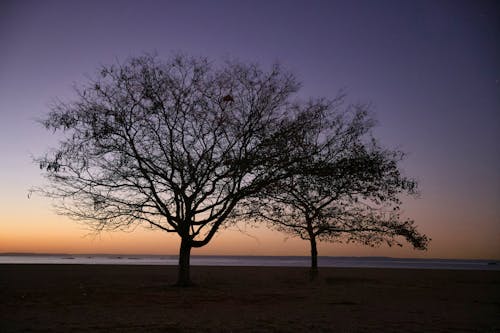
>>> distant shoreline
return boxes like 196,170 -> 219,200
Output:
1,252 -> 498,261
1,253 -> 498,271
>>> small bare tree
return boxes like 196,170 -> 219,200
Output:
246,101 -> 429,277
36,54 -> 327,286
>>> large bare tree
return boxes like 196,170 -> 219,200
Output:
245,101 -> 429,276
36,54 -> 327,286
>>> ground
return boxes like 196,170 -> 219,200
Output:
1,265 -> 499,332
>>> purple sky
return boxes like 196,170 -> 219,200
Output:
1,0 -> 499,258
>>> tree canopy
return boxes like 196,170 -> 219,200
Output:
244,100 -> 429,274
36,54 -> 330,285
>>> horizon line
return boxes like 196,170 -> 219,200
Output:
0,252 -> 498,261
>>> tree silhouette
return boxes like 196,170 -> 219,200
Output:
245,101 -> 429,277
36,54 -> 328,286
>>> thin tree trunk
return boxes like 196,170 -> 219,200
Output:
176,237 -> 192,287
309,235 -> 319,280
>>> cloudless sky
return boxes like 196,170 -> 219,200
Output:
1,0 -> 499,259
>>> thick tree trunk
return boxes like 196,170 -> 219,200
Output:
309,235 -> 319,280
176,237 -> 192,287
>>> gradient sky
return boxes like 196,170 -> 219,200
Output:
1,0 -> 499,259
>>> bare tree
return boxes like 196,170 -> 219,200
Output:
35,54 -> 326,286
245,101 -> 430,277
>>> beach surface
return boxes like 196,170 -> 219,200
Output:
1,264 -> 499,332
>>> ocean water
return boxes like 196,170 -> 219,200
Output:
0,254 -> 498,270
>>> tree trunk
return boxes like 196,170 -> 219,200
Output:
309,235 -> 319,280
176,237 -> 192,287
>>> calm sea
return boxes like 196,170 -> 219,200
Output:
0,254 -> 498,270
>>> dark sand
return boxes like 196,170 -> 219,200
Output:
1,265 -> 499,332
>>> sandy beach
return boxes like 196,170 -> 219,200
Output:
1,264 -> 499,332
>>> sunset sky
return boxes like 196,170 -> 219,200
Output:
1,0 -> 498,259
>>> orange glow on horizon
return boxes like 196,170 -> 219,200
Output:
1,191 -> 498,259
1,210 -> 499,259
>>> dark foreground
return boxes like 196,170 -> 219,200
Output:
0,265 -> 499,332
